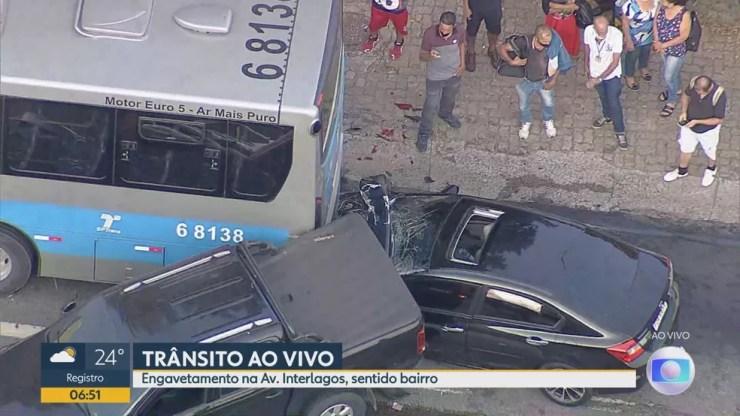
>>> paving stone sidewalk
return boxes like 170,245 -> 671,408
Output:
341,0 -> 740,224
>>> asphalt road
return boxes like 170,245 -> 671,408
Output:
1,207 -> 738,415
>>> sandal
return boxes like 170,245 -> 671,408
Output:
626,81 -> 640,91
641,72 -> 652,81
660,104 -> 675,117
658,91 -> 668,102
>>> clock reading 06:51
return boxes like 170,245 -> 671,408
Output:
69,389 -> 101,401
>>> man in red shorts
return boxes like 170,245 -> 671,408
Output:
361,0 -> 409,60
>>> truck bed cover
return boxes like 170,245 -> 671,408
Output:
254,214 -> 422,354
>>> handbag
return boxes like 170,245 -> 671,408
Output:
495,35 -> 528,78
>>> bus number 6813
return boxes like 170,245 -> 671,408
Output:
242,1 -> 294,80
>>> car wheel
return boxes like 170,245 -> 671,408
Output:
304,392 -> 367,416
540,362 -> 593,406
0,230 -> 34,294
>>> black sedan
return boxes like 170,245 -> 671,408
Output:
338,176 -> 680,406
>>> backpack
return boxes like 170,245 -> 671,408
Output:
575,0 -> 594,29
495,34 -> 529,78
686,10 -> 701,52
688,76 -> 724,106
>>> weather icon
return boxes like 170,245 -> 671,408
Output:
50,347 -> 77,363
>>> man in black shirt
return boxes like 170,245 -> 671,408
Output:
497,25 -> 560,140
663,75 -> 727,187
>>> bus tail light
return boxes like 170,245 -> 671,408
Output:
134,245 -> 163,253
34,235 -> 63,242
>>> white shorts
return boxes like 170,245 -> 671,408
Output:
679,126 -> 720,160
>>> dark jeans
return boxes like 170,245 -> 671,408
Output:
623,43 -> 651,78
419,76 -> 461,137
595,76 -> 625,134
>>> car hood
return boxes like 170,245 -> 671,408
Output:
0,332 -> 86,416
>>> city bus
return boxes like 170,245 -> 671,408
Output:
0,0 -> 344,292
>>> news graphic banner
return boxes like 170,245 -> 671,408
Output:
129,343 -> 633,389
41,342 -> 637,404
40,343 -> 131,403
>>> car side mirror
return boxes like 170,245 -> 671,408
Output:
62,301 -> 77,313
441,184 -> 459,195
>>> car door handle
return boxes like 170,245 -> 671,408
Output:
441,325 -> 464,333
264,390 -> 283,399
525,336 -> 549,346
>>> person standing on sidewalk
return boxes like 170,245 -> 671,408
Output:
585,16 -> 628,149
664,76 -> 726,187
621,0 -> 657,90
462,0 -> 503,71
653,0 -> 690,117
544,0 -> 580,57
361,0 -> 409,60
497,25 -> 559,140
416,12 -> 466,153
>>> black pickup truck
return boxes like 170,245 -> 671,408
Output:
0,214 -> 424,416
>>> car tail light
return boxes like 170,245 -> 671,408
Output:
416,327 -> 426,355
607,338 -> 645,364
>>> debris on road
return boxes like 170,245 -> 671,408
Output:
376,128 -> 395,141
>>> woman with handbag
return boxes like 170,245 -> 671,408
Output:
653,0 -> 690,117
543,0 -> 580,57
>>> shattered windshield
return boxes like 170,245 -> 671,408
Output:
390,195 -> 457,274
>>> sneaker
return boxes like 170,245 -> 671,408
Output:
616,134 -> 628,150
544,120 -> 557,138
518,123 -> 531,140
416,133 -> 430,153
663,168 -> 688,182
701,167 -> 717,187
361,36 -> 378,53
389,42 -> 403,60
440,115 -> 462,129
593,117 -> 613,129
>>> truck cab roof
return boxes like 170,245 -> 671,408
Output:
45,214 -> 421,349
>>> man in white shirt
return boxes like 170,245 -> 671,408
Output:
584,16 -> 627,149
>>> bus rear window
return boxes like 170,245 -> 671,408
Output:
227,122 -> 293,202
114,111 -> 293,201
1,98 -> 294,202
115,111 -> 227,195
2,98 -> 113,181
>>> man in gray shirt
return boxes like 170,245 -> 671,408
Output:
417,12 -> 466,152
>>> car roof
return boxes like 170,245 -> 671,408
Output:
430,200 -> 665,337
